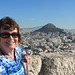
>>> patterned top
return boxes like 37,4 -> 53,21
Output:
0,46 -> 25,75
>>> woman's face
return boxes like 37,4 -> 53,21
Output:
0,28 -> 18,51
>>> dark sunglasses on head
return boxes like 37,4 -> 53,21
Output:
0,32 -> 20,38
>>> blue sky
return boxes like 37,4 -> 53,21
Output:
0,0 -> 75,29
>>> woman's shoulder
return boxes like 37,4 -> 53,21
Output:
15,46 -> 24,53
15,46 -> 22,50
0,53 -> 6,64
15,46 -> 21,49
0,58 -> 7,74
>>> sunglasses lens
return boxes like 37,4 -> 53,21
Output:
0,33 -> 19,38
12,33 -> 19,38
0,33 -> 9,38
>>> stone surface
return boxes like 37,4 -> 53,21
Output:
23,52 -> 75,75
23,55 -> 42,75
39,52 -> 75,75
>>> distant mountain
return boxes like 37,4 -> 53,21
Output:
65,29 -> 75,32
20,26 -> 42,31
33,23 -> 64,33
20,26 -> 43,33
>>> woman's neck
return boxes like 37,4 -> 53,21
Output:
0,48 -> 15,60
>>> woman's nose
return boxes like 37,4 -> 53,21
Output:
9,35 -> 14,39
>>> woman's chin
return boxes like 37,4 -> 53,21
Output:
8,45 -> 16,50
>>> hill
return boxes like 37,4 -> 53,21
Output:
33,23 -> 64,33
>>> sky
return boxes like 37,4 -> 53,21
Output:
0,0 -> 75,29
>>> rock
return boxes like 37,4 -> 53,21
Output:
23,55 -> 42,75
39,52 -> 75,75
23,52 -> 75,75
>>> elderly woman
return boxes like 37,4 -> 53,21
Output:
0,17 -> 32,75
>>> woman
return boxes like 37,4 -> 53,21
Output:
0,17 -> 32,75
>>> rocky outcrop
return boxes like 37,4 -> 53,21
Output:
23,55 -> 42,75
23,52 -> 75,75
39,52 -> 75,75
